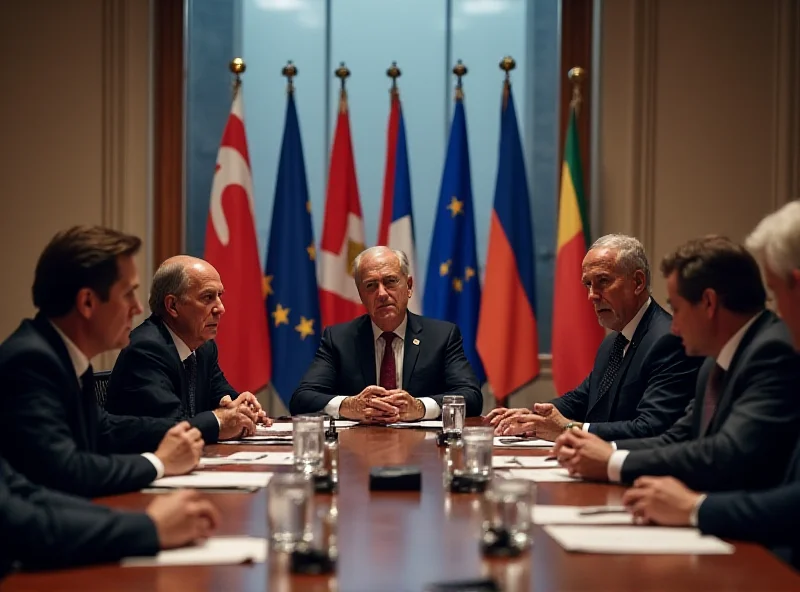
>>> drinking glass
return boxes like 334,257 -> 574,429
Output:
480,478 -> 535,556
293,414 -> 325,475
267,472 -> 313,552
460,426 -> 495,479
442,395 -> 466,436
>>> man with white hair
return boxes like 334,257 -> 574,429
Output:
290,246 -> 482,421
622,201 -> 800,571
488,234 -> 701,442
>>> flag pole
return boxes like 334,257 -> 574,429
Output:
335,62 -> 350,113
282,60 -> 297,95
387,61 -> 401,97
453,59 -> 467,101
500,56 -> 515,109
230,57 -> 245,97
568,66 -> 586,117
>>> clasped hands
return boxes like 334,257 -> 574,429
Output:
214,391 -> 271,440
340,385 -> 424,423
485,403 -> 577,441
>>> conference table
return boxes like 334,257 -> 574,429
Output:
4,421 -> 800,592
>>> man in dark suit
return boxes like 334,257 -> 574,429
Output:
488,235 -> 701,441
291,246 -> 482,420
0,455 -> 219,579
106,255 -> 265,441
553,235 -> 800,494
622,201 -> 800,570
0,227 -> 203,497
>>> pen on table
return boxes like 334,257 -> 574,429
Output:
577,505 -> 629,516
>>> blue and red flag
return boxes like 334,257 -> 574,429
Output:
477,79 -> 539,402
378,89 -> 420,312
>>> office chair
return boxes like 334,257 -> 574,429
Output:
93,370 -> 112,408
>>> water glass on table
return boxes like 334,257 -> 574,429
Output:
480,478 -> 535,557
267,472 -> 313,552
293,414 -> 325,476
442,395 -> 466,437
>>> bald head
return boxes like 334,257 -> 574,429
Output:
149,256 -> 219,317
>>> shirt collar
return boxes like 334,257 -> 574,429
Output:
165,323 -> 194,362
371,313 -> 408,343
716,312 -> 762,371
620,297 -> 652,343
49,321 -> 90,381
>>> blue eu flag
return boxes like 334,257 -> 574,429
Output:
265,92 -> 321,406
423,96 -> 486,383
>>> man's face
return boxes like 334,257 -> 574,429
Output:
666,270 -> 713,357
90,255 -> 143,351
357,251 -> 413,332
171,262 -> 225,350
581,248 -> 645,331
764,266 -> 800,350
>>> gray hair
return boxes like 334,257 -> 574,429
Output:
746,200 -> 800,277
352,246 -> 410,285
589,234 -> 651,290
148,261 -> 191,317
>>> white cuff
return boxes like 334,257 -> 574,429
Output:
582,422 -> 591,432
213,411 -> 221,428
142,452 -> 165,479
607,449 -> 630,482
324,396 -> 347,419
690,493 -> 707,527
419,397 -> 441,420
611,441 -> 618,450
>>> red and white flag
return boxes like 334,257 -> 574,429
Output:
318,91 -> 366,327
204,86 -> 271,393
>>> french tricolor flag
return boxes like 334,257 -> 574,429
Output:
378,91 -> 421,313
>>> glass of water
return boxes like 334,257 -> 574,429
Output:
480,478 -> 535,556
442,395 -> 466,436
461,426 -> 495,479
267,472 -> 313,552
293,414 -> 325,475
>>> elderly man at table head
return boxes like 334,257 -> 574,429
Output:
552,235 -> 800,494
106,255 -> 267,441
290,246 -> 482,422
0,226 -> 203,498
622,201 -> 800,571
488,234 -> 701,442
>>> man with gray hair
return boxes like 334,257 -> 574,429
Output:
106,255 -> 268,442
291,246 -> 483,420
621,201 -> 800,571
488,234 -> 701,441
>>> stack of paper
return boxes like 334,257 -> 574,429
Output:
388,420 -> 444,429
199,452 -> 293,467
256,420 -> 358,432
544,525 -> 735,554
122,536 -> 268,566
493,437 -> 553,448
502,468 -> 581,483
532,505 -> 633,525
148,471 -> 273,490
492,456 -> 558,469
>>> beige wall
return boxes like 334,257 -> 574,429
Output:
0,0 -> 152,369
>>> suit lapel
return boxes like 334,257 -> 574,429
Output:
153,315 -> 189,405
356,316 -> 377,387
402,313 -> 422,389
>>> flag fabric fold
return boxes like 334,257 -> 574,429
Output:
378,90 -> 421,313
204,85 -> 271,393
318,89 -> 367,327
477,83 -> 539,402
551,109 -> 605,394
423,93 -> 486,383
264,91 -> 321,407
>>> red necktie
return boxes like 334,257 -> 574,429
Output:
379,332 -> 397,389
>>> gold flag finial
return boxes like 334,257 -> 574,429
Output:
229,57 -> 246,94
335,62 -> 350,113
453,59 -> 468,100
500,56 -> 516,107
568,67 -> 587,116
387,61 -> 401,95
282,60 -> 298,94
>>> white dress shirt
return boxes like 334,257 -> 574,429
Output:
582,297 -> 652,432
606,311 -> 763,482
49,322 -> 165,478
324,314 -> 441,420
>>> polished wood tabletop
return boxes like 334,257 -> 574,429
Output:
4,423 -> 800,592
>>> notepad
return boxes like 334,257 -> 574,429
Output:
388,420 -> 444,428
492,456 -> 558,469
503,468 -> 581,483
532,505 -> 633,525
493,437 -> 553,448
256,420 -> 358,432
149,471 -> 273,489
122,536 -> 267,566
198,452 -> 293,467
544,525 -> 735,554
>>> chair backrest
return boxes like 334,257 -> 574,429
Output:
94,370 -> 112,408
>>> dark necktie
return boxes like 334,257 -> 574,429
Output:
183,353 -> 197,417
701,363 -> 725,434
80,365 -> 98,450
598,333 -> 629,396
379,332 -> 397,390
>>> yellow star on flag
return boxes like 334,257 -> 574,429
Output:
447,196 -> 464,217
295,316 -> 315,340
439,259 -> 452,277
307,243 -> 316,261
262,275 -> 274,298
272,303 -> 290,327
452,277 -> 463,292
465,266 -> 476,282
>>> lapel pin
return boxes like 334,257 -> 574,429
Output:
412,338 -> 420,346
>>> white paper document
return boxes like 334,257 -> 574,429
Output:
122,536 -> 267,567
503,468 -> 581,483
388,420 -> 444,428
199,452 -> 293,467
256,420 -> 358,432
532,505 -> 633,525
149,471 -> 273,489
493,436 -> 553,448
544,525 -> 735,555
493,456 -> 558,469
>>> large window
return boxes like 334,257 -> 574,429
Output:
185,0 -> 560,351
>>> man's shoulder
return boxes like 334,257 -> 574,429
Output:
0,318 -> 59,367
736,311 -> 796,364
128,316 -> 167,345
410,313 -> 458,336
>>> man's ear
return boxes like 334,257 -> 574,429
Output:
164,295 -> 180,318
702,288 -> 719,318
632,270 -> 646,295
406,275 -> 414,294
74,288 -> 95,320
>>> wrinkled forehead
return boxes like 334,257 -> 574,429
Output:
186,263 -> 223,292
582,248 -> 620,276
361,253 -> 402,279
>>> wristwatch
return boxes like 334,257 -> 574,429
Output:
563,422 -> 578,431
